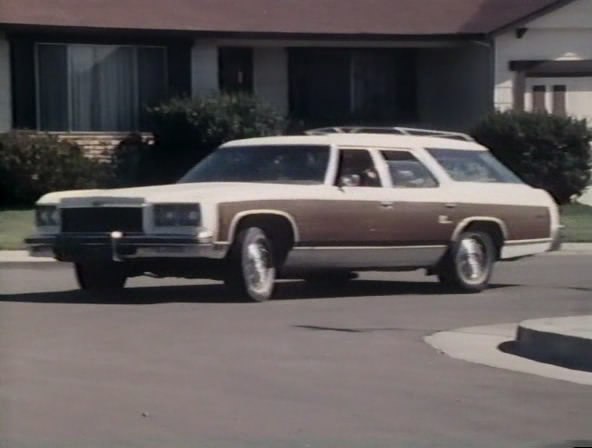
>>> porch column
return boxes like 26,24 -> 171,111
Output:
0,34 -> 12,132
253,47 -> 289,116
191,41 -> 219,97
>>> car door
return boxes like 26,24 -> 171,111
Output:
286,147 -> 392,269
370,149 -> 453,267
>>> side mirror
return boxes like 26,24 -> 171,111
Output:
339,174 -> 361,187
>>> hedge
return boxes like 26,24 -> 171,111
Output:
0,132 -> 111,207
118,93 -> 285,185
472,111 -> 592,204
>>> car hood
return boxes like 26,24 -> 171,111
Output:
38,182 -> 314,205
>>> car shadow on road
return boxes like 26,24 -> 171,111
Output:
0,279 -> 516,305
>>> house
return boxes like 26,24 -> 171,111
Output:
0,0 -> 591,156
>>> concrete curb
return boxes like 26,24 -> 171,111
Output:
0,250 -> 54,263
425,319 -> 592,385
512,316 -> 592,371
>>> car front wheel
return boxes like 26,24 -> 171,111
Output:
224,227 -> 277,302
75,262 -> 127,291
438,231 -> 495,292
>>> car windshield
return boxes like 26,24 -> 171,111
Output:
178,145 -> 330,184
427,148 -> 523,184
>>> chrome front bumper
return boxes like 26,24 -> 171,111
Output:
25,233 -> 227,262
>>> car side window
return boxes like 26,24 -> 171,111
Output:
337,149 -> 381,187
381,151 -> 438,188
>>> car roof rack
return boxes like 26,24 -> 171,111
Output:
304,126 -> 475,142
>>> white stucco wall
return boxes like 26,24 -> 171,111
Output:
253,47 -> 289,116
417,44 -> 492,131
191,41 -> 219,97
494,0 -> 592,110
0,34 -> 12,132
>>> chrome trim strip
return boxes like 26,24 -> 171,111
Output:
284,245 -> 447,269
451,216 -> 509,241
293,245 -> 447,250
501,241 -> 551,260
504,238 -> 552,246
225,209 -> 300,244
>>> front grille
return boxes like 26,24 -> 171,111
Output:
62,207 -> 143,233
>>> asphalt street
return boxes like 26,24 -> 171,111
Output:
0,254 -> 591,447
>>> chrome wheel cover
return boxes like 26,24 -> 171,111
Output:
456,236 -> 489,284
245,240 -> 273,294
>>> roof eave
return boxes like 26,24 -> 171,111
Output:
0,22 -> 488,42
488,0 -> 575,36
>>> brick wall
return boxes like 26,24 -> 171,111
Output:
55,133 -> 154,163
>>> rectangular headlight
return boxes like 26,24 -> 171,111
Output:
154,204 -> 201,227
36,205 -> 60,227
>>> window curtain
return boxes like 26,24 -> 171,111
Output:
38,44 -> 68,131
70,46 -> 136,131
37,44 -> 166,132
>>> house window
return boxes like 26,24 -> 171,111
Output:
36,43 -> 167,132
219,47 -> 253,93
288,48 -> 417,126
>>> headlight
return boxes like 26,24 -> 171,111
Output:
36,205 -> 60,227
154,204 -> 201,227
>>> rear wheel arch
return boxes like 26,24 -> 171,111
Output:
452,218 -> 507,259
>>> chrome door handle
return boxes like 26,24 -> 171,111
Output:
380,201 -> 395,208
444,203 -> 457,209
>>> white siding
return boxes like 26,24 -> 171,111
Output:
494,0 -> 592,110
417,45 -> 492,131
191,41 -> 219,97
253,47 -> 289,116
0,35 -> 12,132
527,0 -> 592,28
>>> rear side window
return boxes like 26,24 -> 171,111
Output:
381,151 -> 438,188
337,149 -> 381,187
427,148 -> 523,184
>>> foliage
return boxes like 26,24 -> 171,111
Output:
472,110 -> 592,204
0,132 -> 111,206
135,93 -> 285,184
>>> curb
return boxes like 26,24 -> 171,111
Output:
511,316 -> 592,371
0,250 -> 55,263
425,320 -> 592,385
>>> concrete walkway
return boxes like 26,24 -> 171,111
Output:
426,316 -> 592,386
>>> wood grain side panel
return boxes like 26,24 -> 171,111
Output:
218,200 -> 551,246
457,204 -> 550,241
218,200 -> 386,244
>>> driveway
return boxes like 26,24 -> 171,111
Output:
0,254 -> 591,447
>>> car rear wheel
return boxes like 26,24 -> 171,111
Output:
438,231 -> 495,292
224,227 -> 276,302
75,262 -> 127,291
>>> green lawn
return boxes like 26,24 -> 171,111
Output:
560,203 -> 592,243
0,204 -> 591,250
0,209 -> 34,250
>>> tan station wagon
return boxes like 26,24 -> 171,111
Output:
26,127 -> 562,301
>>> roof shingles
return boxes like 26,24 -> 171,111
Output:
0,0 -> 565,35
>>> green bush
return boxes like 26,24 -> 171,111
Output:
139,93 -> 285,184
472,111 -> 592,204
0,132 -> 112,207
